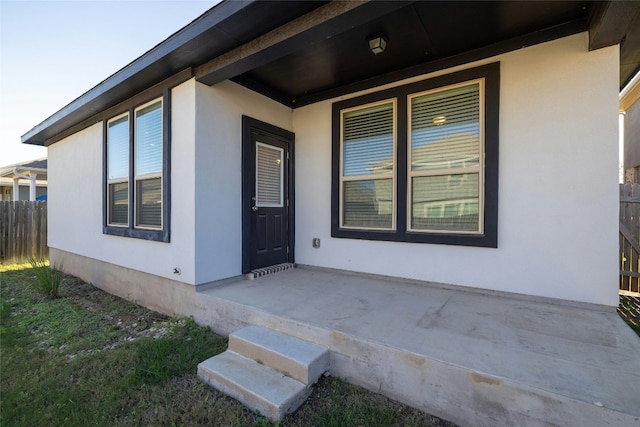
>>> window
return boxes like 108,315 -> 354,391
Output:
104,94 -> 170,242
408,81 -> 482,233
134,100 -> 163,229
332,63 -> 499,247
107,115 -> 129,226
340,100 -> 396,230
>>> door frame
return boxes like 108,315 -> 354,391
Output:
241,115 -> 295,274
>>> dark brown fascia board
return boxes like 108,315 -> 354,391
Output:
195,0 -> 415,86
44,68 -> 193,147
22,0 -> 256,146
589,0 -> 640,50
290,17 -> 588,109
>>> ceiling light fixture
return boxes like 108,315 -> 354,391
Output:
367,33 -> 387,55
433,115 -> 447,125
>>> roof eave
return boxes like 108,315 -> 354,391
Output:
620,70 -> 640,112
21,0 -> 256,146
0,167 -> 48,178
21,0 -> 640,147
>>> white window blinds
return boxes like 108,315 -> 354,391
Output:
409,81 -> 483,233
134,99 -> 163,229
256,142 -> 283,207
135,101 -> 162,177
411,83 -> 480,171
109,182 -> 129,226
107,115 -> 129,226
343,103 -> 394,176
341,101 -> 395,229
108,116 -> 129,180
136,178 -> 162,228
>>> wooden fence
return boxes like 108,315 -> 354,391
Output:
620,184 -> 640,293
0,201 -> 48,264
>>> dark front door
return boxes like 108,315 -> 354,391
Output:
242,116 -> 294,273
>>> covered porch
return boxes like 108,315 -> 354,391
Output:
193,266 -> 640,426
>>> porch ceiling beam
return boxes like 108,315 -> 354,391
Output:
195,0 -> 415,88
588,1 -> 640,51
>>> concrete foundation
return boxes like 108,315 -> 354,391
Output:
50,248 -> 196,317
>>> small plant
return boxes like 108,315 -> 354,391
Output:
27,257 -> 63,298
253,415 -> 278,427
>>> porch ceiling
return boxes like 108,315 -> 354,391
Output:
224,1 -> 591,107
199,1 -> 640,108
22,0 -> 640,146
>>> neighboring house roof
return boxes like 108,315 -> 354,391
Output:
21,1 -> 640,147
0,158 -> 48,181
620,70 -> 640,112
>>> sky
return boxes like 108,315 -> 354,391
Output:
0,0 -> 218,167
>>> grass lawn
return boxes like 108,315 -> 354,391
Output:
0,264 -> 455,427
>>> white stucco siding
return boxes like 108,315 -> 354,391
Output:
193,80 -> 293,284
293,32 -> 620,306
48,122 -> 104,257
48,80 -> 198,284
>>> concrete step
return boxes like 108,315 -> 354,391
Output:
198,351 -> 311,421
198,326 -> 330,420
229,325 -> 329,385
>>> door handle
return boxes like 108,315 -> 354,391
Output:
252,206 -> 258,211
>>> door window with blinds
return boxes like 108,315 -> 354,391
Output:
331,63 -> 499,247
256,142 -> 283,207
104,95 -> 169,242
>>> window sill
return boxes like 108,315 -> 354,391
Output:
103,225 -> 169,243
331,227 -> 496,248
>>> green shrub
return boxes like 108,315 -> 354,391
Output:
27,257 -> 63,298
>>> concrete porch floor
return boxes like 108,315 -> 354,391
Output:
194,266 -> 640,426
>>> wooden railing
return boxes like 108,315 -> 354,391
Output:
621,184 -> 640,293
0,201 -> 48,264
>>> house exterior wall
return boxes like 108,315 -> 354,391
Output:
193,80 -> 293,284
624,97 -> 640,183
292,32 -> 620,306
48,32 -> 619,308
48,78 -> 293,292
49,80 -> 198,285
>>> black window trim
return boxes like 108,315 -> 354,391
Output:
103,88 -> 171,243
331,62 -> 499,248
